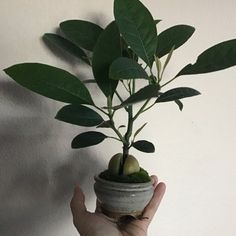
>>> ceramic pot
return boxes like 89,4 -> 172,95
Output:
94,175 -> 154,219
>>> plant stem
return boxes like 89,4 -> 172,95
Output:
133,98 -> 151,121
121,105 -> 133,173
121,79 -> 136,174
115,91 -> 124,103
161,76 -> 178,88
142,102 -> 156,113
121,80 -> 130,93
110,122 -> 125,143
107,136 -> 122,142
106,97 -> 125,144
94,105 -> 109,116
124,106 -> 133,144
132,78 -> 135,94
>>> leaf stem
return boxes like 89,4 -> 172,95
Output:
161,76 -> 178,88
94,105 -> 109,116
107,136 -> 122,142
142,102 -> 156,113
133,98 -> 151,121
122,104 -> 133,171
121,80 -> 130,93
107,96 -> 125,143
121,78 -> 137,171
160,46 -> 175,81
115,91 -> 124,103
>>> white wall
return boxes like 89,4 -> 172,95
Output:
1,0 -> 236,235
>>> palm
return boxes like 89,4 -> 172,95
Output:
80,211 -> 148,236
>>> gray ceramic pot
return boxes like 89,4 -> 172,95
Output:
94,175 -> 154,219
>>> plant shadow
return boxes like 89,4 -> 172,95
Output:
0,78 -> 104,236
0,13 -> 107,236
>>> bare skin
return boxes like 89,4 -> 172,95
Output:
70,175 -> 166,236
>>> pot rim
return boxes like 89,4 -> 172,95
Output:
94,174 -> 153,189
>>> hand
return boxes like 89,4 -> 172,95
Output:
70,176 -> 166,236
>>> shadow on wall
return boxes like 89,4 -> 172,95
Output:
0,81 -> 103,235
0,14 -> 108,236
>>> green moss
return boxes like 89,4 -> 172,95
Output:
99,168 -> 151,183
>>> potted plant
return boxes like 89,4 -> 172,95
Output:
3,0 -> 236,219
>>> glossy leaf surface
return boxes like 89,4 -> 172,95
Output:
55,105 -> 104,127
115,84 -> 160,109
92,21 -> 121,97
156,87 -> 200,103
114,0 -> 157,66
156,25 -> 195,58
4,63 -> 94,105
177,39 -> 236,76
109,57 -> 148,80
60,20 -> 103,51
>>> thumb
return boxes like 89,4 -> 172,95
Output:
70,186 -> 87,226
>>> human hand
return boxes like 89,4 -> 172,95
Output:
70,176 -> 166,236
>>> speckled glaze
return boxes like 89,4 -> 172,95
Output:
94,175 -> 154,219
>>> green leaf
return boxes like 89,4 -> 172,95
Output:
72,131 -> 107,148
109,57 -> 148,80
43,33 -> 90,65
175,100 -> 184,111
60,20 -> 103,51
4,63 -> 94,105
132,140 -> 155,153
121,39 -> 139,61
176,39 -> 236,77
55,105 -> 104,127
156,25 -> 195,58
114,0 -> 157,66
92,21 -> 122,97
97,120 -> 113,128
156,87 -> 200,103
154,19 -> 162,24
133,123 -> 147,140
115,84 -> 160,109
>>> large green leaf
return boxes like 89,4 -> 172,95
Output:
109,57 -> 148,80
156,87 -> 200,103
132,140 -> 155,153
114,84 -> 160,109
60,20 -> 103,51
43,33 -> 90,65
121,39 -> 139,61
4,63 -> 94,105
156,25 -> 195,58
114,0 -> 157,66
92,21 -> 122,97
55,105 -> 104,127
71,131 -> 107,148
177,39 -> 236,77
